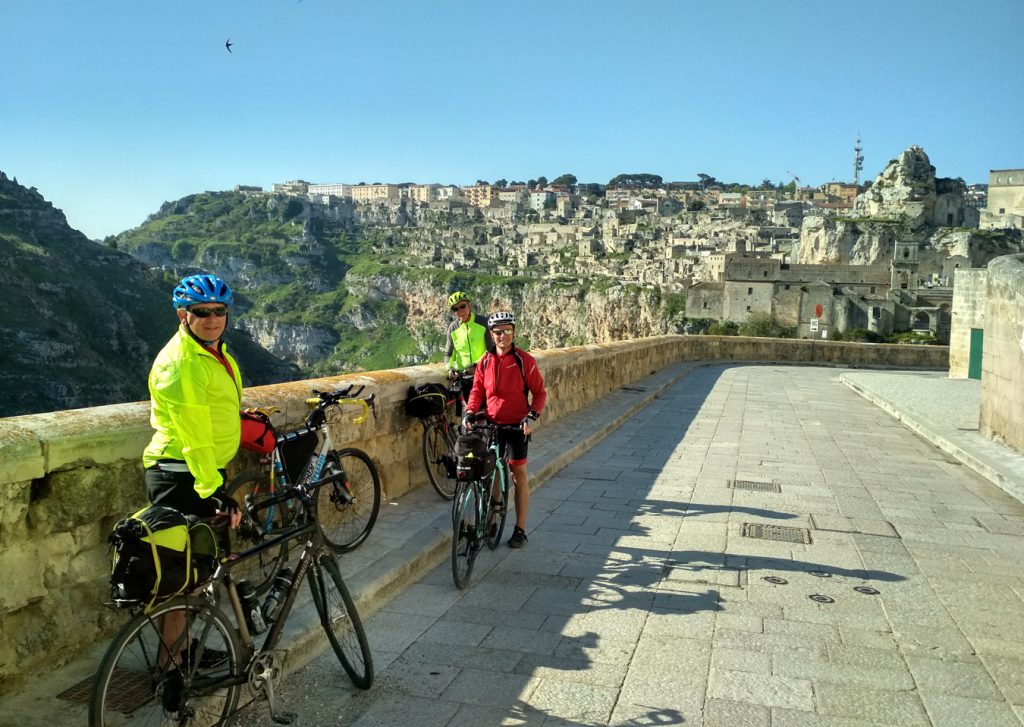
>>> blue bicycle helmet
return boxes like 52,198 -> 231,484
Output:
172,274 -> 234,309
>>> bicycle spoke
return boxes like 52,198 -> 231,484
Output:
310,555 -> 373,689
317,448 -> 381,552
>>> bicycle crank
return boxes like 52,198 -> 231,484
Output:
248,652 -> 295,725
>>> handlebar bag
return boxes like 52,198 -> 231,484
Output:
404,383 -> 448,419
454,432 -> 496,481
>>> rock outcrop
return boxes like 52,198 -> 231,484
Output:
792,146 -> 1004,269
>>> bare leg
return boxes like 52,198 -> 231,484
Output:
510,463 -> 529,530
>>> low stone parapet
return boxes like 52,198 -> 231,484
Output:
0,336 -> 947,691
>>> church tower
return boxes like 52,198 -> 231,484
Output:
891,237 -> 919,291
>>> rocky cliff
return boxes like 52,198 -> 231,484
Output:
113,190 -> 685,377
0,173 -> 299,417
791,146 -> 1018,270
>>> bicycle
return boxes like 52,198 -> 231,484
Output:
421,370 -> 474,500
89,469 -> 374,726
228,385 -> 382,595
451,419 -> 521,590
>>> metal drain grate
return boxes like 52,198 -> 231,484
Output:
742,522 -> 812,544
729,480 -> 781,493
58,667 -> 156,714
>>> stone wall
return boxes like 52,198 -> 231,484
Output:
948,268 -> 988,378
980,254 -> 1024,451
0,336 -> 948,691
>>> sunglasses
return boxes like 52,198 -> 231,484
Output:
491,328 -> 514,337
188,307 -> 228,318
451,303 -> 469,312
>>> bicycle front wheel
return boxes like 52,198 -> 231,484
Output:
422,418 -> 457,500
227,469 -> 290,595
89,597 -> 242,727
485,463 -> 509,550
451,481 -> 480,590
318,448 -> 382,552
309,554 -> 374,690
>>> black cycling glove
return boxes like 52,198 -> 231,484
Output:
208,488 -> 241,515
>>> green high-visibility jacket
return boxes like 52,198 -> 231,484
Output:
143,325 -> 242,497
446,313 -> 492,371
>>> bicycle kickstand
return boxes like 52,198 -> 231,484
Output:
254,664 -> 296,725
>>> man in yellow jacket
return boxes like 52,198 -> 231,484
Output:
143,273 -> 243,529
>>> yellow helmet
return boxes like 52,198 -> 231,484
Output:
447,291 -> 471,309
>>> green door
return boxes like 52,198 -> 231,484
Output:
968,328 -> 983,380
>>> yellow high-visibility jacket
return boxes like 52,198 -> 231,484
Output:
143,325 -> 242,496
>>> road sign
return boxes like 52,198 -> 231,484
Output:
815,303 -> 823,318
809,318 -> 819,332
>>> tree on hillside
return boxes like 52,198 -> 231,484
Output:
697,173 -> 720,190
536,176 -> 548,188
551,174 -> 577,187
493,179 -> 508,188
759,179 -> 776,190
527,179 -> 537,188
607,173 -> 663,189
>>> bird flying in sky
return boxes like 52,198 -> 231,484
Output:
225,38 -> 233,53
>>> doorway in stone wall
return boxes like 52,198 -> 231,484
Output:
968,328 -> 984,380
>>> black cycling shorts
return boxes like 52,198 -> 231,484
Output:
495,428 -> 530,466
145,464 -> 225,519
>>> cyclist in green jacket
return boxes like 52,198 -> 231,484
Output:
443,291 -> 494,405
144,273 -> 244,708
143,273 -> 243,530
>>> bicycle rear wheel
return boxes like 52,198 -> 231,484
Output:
422,418 -> 457,500
485,463 -> 509,550
451,481 -> 480,589
309,554 -> 373,689
89,598 -> 241,727
318,448 -> 382,552
227,469 -> 290,595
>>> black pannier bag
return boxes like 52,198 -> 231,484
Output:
404,383 -> 448,419
107,505 -> 219,611
454,432 -> 496,481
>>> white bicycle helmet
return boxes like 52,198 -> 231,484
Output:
487,310 -> 515,329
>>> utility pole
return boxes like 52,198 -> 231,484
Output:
853,132 -> 864,186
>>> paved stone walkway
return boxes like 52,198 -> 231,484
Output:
234,364 -> 1024,726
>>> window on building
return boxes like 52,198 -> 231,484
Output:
784,284 -> 791,290
746,306 -> 751,311
747,287 -> 753,294
702,301 -> 708,309
870,286 -> 876,294
763,271 -> 768,277
872,307 -> 880,320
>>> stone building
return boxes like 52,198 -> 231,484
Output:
981,169 -> 1024,230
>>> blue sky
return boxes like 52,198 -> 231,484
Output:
2,0 -> 1022,240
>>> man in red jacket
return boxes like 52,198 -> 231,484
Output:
464,310 -> 547,548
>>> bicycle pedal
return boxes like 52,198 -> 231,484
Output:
272,710 -> 297,725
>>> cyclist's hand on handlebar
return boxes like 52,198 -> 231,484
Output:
209,488 -> 243,529
447,369 -> 459,382
462,411 -> 477,430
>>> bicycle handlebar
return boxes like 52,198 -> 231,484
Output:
305,386 -> 376,424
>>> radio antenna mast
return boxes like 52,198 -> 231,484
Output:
853,132 -> 864,186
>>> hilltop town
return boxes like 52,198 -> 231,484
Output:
231,146 -> 1018,345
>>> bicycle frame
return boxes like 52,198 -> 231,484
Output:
255,386 -> 374,535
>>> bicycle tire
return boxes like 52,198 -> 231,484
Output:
484,462 -> 509,550
227,469 -> 290,596
309,553 -> 374,690
318,448 -> 381,552
451,481 -> 480,589
89,597 -> 242,727
422,418 -> 457,500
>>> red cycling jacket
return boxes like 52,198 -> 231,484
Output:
466,347 -> 547,425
